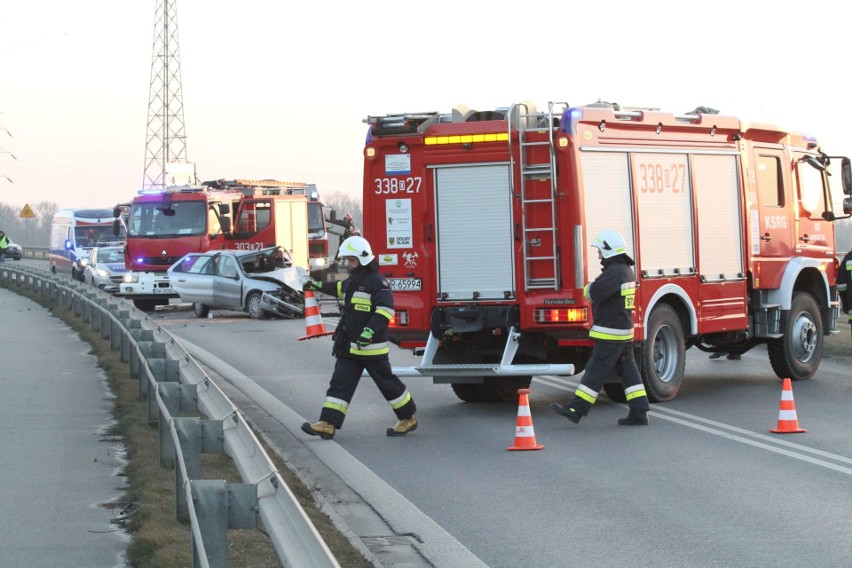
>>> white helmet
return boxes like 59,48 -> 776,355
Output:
338,235 -> 375,266
592,230 -> 627,259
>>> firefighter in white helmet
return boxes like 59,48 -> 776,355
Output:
551,230 -> 651,426
301,235 -> 418,439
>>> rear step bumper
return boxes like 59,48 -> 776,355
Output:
379,326 -> 575,378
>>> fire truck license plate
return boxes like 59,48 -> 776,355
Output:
388,278 -> 422,291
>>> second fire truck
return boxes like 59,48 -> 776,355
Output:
116,179 -> 316,311
361,101 -> 852,403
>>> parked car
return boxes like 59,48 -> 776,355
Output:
4,240 -> 23,261
167,247 -> 304,319
83,246 -> 128,293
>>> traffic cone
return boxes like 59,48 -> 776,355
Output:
507,388 -> 544,451
769,378 -> 807,434
298,289 -> 334,341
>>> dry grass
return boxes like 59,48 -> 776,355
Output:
2,281 -> 372,568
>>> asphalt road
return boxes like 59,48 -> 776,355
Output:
154,305 -> 852,568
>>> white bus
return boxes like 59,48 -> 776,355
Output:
50,208 -> 125,280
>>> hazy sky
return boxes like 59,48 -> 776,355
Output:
1,0 -> 850,212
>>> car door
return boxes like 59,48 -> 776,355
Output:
169,254 -> 215,304
212,255 -> 243,309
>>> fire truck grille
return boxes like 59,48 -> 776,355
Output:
309,242 -> 327,255
142,257 -> 181,266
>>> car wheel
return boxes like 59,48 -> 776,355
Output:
246,291 -> 266,319
193,303 -> 210,318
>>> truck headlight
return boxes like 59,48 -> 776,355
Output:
123,273 -> 139,283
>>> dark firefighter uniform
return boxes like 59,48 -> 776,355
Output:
838,250 -> 852,339
313,265 -> 416,431
552,246 -> 650,425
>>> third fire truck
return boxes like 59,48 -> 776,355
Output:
361,101 -> 852,403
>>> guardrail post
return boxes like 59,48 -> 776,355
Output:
158,382 -> 200,467
129,329 -> 155,378
190,481 -> 259,567
121,319 -> 141,363
190,480 -> 228,566
174,417 -> 203,522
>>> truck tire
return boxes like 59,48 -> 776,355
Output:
451,383 -> 483,403
193,303 -> 210,318
246,291 -> 266,319
638,303 -> 685,403
768,291 -> 822,381
479,377 -> 533,403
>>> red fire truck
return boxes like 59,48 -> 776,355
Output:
361,101 -> 852,403
116,179 -> 311,311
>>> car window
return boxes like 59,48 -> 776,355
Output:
173,255 -> 215,274
216,256 -> 239,279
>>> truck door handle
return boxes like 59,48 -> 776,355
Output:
761,233 -> 772,242
800,234 -> 810,243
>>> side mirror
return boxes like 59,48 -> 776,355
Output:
113,206 -> 121,217
843,157 -> 852,196
219,204 -> 231,215
844,196 -> 852,215
112,219 -> 120,236
220,217 -> 232,234
328,209 -> 337,222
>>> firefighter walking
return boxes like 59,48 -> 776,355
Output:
838,249 -> 852,342
301,236 -> 418,440
551,230 -> 650,426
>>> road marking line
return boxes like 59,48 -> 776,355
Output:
534,376 -> 852,475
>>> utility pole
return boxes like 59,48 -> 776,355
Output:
142,0 -> 194,191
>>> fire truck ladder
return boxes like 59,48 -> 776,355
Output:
512,101 -> 568,290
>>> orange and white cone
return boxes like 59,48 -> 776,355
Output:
507,388 -> 544,451
298,289 -> 334,341
769,378 -> 807,434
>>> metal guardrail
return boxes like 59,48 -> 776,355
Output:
0,264 -> 340,568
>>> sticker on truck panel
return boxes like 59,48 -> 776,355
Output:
387,278 -> 422,291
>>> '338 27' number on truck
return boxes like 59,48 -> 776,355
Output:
372,177 -> 422,194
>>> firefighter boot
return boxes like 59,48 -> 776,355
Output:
387,415 -> 418,437
301,420 -> 336,440
551,403 -> 582,424
617,411 -> 649,426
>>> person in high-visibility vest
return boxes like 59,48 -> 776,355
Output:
551,230 -> 651,426
838,250 -> 852,342
300,235 -> 418,440
0,230 -> 8,263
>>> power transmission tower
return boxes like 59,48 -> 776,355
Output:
142,0 -> 194,191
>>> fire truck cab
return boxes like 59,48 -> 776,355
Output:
362,101 -> 852,403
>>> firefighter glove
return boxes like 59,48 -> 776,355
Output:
302,277 -> 321,291
356,327 -> 374,347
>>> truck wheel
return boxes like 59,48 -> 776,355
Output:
193,303 -> 210,319
133,299 -> 156,312
768,291 -> 822,381
451,383 -> 484,402
246,291 -> 266,319
638,303 -> 685,402
479,377 -> 533,402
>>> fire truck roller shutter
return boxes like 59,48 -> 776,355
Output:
580,151 -> 635,282
435,165 -> 515,301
